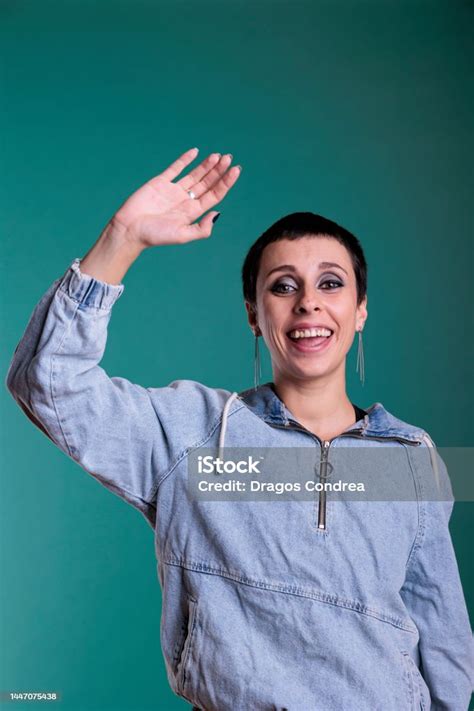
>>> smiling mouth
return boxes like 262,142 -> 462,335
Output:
287,327 -> 333,339
286,327 -> 334,351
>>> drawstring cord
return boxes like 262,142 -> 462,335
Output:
218,392 -> 239,460
420,432 -> 441,490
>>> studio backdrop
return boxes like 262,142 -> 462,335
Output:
1,1 -> 472,710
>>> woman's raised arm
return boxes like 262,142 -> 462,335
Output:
5,148 -> 241,527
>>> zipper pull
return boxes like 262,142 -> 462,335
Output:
318,441 -> 331,530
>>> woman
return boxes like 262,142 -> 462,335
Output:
6,148 -> 473,710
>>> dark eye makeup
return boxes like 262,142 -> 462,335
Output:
269,273 -> 344,294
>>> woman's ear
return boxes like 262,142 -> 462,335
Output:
356,295 -> 368,331
245,301 -> 260,336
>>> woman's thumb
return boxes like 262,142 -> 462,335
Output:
198,211 -> 221,239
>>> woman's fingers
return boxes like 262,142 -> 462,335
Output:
197,165 -> 242,213
178,152 -> 223,191
183,153 -> 234,199
158,147 -> 200,182
181,211 -> 221,241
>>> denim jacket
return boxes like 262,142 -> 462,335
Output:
6,258 -> 474,710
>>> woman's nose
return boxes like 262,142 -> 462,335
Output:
294,288 -> 322,313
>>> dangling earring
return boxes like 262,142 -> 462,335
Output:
254,332 -> 262,391
356,328 -> 365,386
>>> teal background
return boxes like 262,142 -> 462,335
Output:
1,1 -> 472,709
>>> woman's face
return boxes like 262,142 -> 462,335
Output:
246,235 -> 368,383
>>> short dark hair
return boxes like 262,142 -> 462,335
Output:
241,212 -> 368,309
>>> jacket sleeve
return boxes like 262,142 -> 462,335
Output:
5,257 -> 224,529
402,439 -> 474,709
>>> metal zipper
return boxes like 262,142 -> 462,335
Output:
269,419 -> 421,531
318,439 -> 331,529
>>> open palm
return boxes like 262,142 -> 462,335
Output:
111,148 -> 241,248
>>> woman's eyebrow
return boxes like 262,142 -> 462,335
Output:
319,261 -> 348,275
265,261 -> 348,279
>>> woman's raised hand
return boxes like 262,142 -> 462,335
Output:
110,148 -> 242,249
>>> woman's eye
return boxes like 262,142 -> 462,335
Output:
271,282 -> 296,294
320,279 -> 343,290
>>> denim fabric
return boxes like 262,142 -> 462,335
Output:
5,258 -> 474,710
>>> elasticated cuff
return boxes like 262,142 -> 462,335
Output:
58,258 -> 125,310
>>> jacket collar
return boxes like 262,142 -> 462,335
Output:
237,382 -> 424,443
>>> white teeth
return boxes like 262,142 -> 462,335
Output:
289,328 -> 332,339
